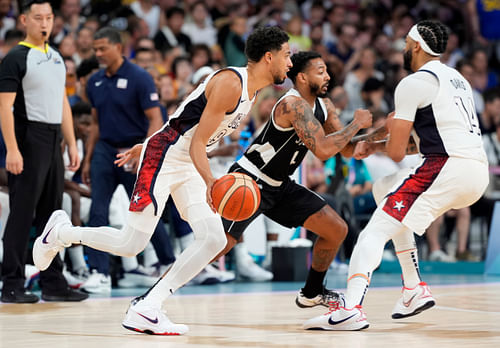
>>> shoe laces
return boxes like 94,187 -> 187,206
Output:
325,299 -> 341,314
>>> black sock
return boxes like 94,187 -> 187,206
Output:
301,267 -> 327,298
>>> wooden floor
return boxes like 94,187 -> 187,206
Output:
1,282 -> 499,347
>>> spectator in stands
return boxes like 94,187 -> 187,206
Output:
154,6 -> 191,54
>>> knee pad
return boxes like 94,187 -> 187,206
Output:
183,203 -> 227,255
114,225 -> 151,257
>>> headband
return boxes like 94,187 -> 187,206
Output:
407,24 -> 441,56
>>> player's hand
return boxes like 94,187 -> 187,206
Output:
353,109 -> 373,129
206,177 -> 217,213
115,144 -> 143,168
6,148 -> 23,175
353,141 -> 372,159
66,143 -> 81,172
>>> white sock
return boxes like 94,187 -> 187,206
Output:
67,245 -> 88,272
143,242 -> 159,267
392,230 -> 421,289
345,210 -> 405,308
122,256 -> 138,272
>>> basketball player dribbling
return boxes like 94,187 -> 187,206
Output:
215,51 -> 372,308
33,26 -> 292,335
304,20 -> 489,331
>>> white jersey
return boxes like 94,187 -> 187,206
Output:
166,67 -> 256,152
394,60 -> 487,162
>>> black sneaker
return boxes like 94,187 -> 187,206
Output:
41,287 -> 89,302
1,288 -> 40,303
295,287 -> 345,308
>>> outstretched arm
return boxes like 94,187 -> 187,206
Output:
278,96 -> 372,160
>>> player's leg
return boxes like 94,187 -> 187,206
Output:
265,181 -> 347,307
143,180 -> 226,299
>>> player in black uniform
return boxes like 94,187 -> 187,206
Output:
218,51 -> 372,306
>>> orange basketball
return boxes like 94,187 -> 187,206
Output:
211,172 -> 261,221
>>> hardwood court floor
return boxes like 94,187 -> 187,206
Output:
1,282 -> 499,348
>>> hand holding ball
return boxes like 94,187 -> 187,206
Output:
211,172 -> 261,221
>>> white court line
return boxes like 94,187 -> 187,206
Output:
434,305 -> 500,315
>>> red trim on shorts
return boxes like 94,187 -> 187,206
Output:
382,156 -> 448,222
129,126 -> 179,214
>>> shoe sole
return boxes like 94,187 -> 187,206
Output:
305,323 -> 370,331
295,297 -> 326,308
122,324 -> 181,335
392,300 -> 435,319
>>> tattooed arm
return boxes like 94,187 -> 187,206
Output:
277,96 -> 372,160
354,134 -> 419,159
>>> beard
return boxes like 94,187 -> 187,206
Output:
403,49 -> 413,72
273,73 -> 286,84
310,82 -> 328,98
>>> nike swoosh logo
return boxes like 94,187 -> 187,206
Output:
95,81 -> 103,86
403,294 -> 416,307
328,313 -> 356,325
42,226 -> 54,244
138,313 -> 158,324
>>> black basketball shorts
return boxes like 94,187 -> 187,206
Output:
222,163 -> 327,240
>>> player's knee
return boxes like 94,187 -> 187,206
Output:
205,226 -> 227,255
115,226 -> 150,257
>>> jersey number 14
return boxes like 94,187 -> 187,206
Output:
454,96 -> 481,136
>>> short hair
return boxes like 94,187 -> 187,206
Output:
21,0 -> 51,13
94,27 -> 122,44
166,6 -> 184,19
4,29 -> 24,43
71,101 -> 92,117
362,77 -> 384,93
76,56 -> 99,79
245,26 -> 289,63
484,88 -> 500,104
287,51 -> 321,83
416,20 -> 449,55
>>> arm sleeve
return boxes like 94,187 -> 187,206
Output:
0,48 -> 27,92
394,73 -> 439,122
137,70 -> 161,111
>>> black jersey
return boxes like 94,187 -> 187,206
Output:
239,88 -> 327,185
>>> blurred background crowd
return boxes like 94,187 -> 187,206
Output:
0,0 -> 499,296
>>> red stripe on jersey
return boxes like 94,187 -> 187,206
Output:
382,156 -> 448,222
129,127 -> 179,213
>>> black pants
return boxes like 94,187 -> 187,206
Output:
1,121 -> 68,293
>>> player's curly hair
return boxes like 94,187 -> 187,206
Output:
245,26 -> 289,63
287,51 -> 322,83
416,20 -> 449,55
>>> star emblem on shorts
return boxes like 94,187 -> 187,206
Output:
133,193 -> 141,204
393,200 -> 405,211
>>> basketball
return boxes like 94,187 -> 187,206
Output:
211,172 -> 261,221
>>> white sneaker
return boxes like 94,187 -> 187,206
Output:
392,281 -> 435,319
63,268 -> 90,289
187,265 -> 224,286
81,270 -> 111,294
205,264 -> 235,283
118,265 -> 159,288
428,250 -> 455,262
303,301 -> 369,331
122,300 -> 188,335
25,264 -> 40,290
296,288 -> 345,308
33,210 -> 72,271
237,257 -> 273,281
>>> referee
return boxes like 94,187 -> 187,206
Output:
0,0 -> 87,303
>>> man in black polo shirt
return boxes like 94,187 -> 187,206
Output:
0,0 -> 88,303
